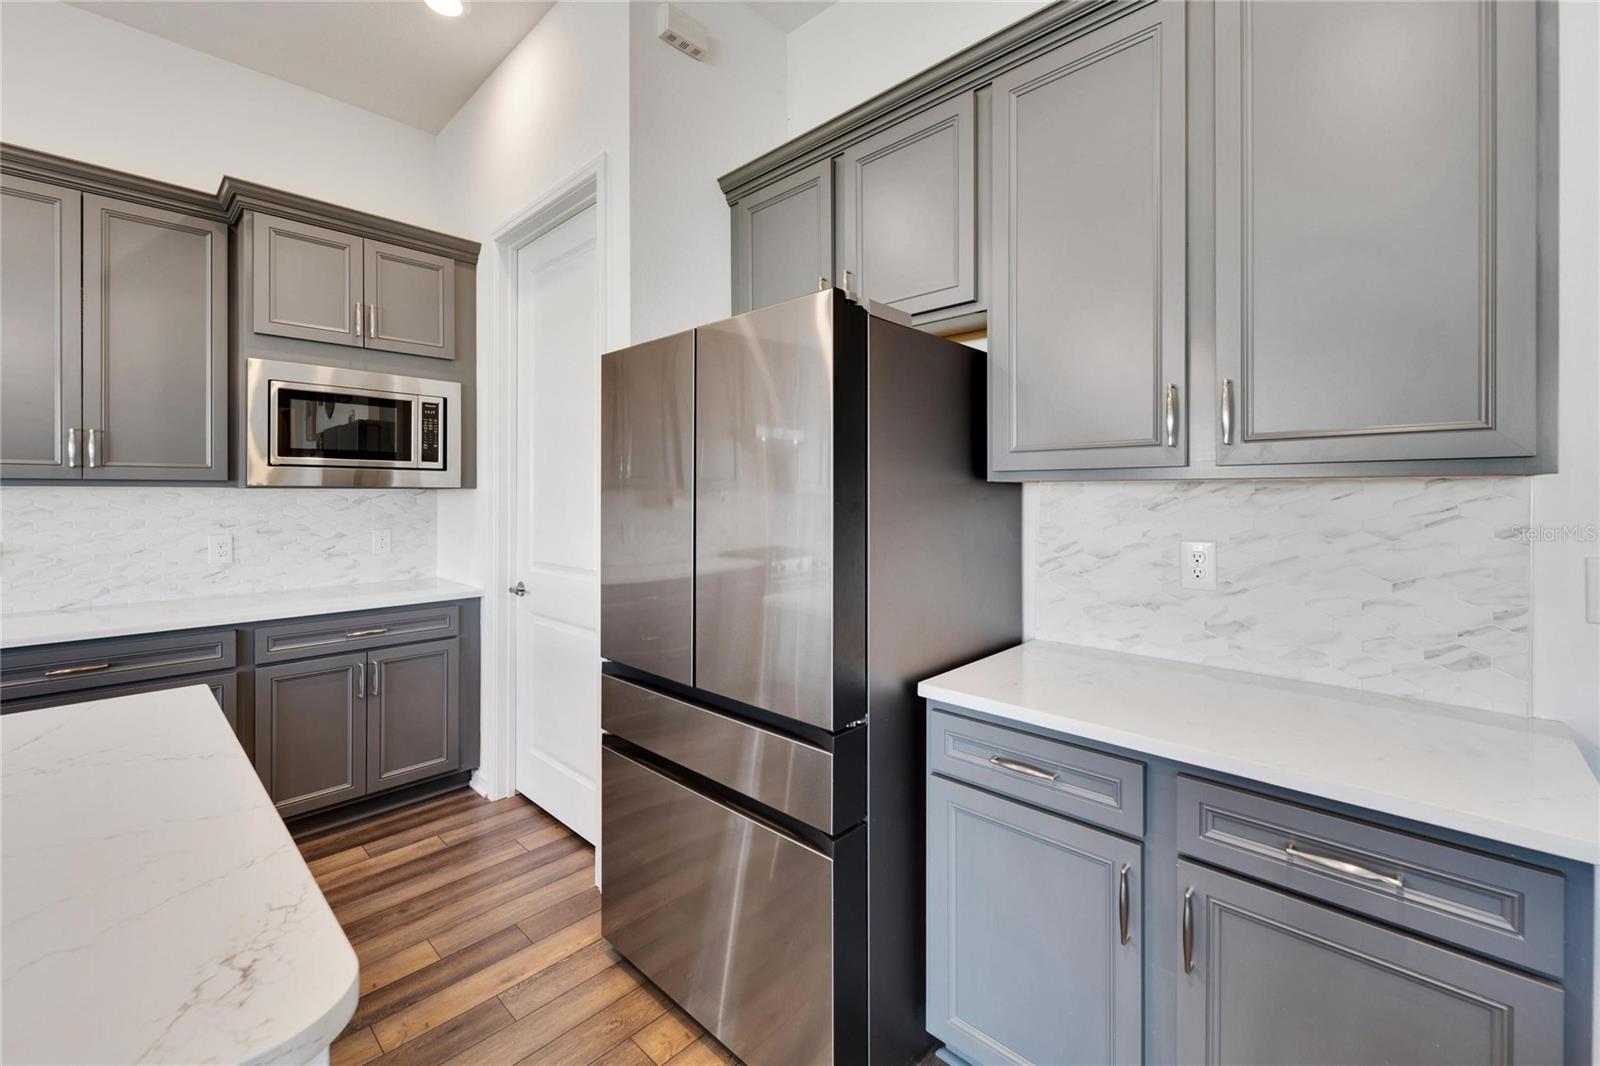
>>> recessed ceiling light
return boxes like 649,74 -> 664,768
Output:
425,0 -> 464,16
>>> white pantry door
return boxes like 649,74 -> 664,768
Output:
512,205 -> 601,842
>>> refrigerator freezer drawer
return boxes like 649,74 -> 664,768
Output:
601,674 -> 860,833
601,746 -> 863,1066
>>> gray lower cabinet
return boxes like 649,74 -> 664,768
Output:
255,653 -> 368,818
1,671 -> 239,736
731,160 -> 833,314
1214,0 -> 1540,465
928,774 -> 1143,1066
0,175 -> 81,479
83,195 -> 228,480
366,639 -> 459,792
988,1 -> 1188,474
1176,859 -> 1564,1065
837,93 -> 976,316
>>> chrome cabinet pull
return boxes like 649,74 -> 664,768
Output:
508,581 -> 528,597
987,754 -> 1058,782
355,662 -> 365,699
1285,843 -> 1404,892
66,427 -> 80,469
345,627 -> 389,638
1118,864 -> 1131,945
371,660 -> 382,697
85,428 -> 101,468
45,662 -> 110,677
817,275 -> 829,292
842,269 -> 855,298
1182,886 -> 1195,973
1164,384 -> 1179,448
367,304 -> 378,338
354,301 -> 363,338
1220,378 -> 1235,445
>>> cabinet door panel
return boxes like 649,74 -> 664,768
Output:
839,94 -> 976,314
731,161 -> 833,313
990,3 -> 1187,473
82,195 -> 227,480
363,239 -> 456,359
366,639 -> 459,793
1215,0 -> 1538,464
1,175 -> 81,479
251,212 -> 363,347
255,654 -> 367,818
1176,860 -> 1563,1065
928,775 -> 1142,1066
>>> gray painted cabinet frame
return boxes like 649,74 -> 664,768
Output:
731,160 -> 833,314
0,175 -> 82,480
251,212 -> 364,348
988,1 -> 1188,473
838,93 -> 977,316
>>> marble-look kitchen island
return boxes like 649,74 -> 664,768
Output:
2,685 -> 358,1064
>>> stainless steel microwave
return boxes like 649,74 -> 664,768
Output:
246,358 -> 461,487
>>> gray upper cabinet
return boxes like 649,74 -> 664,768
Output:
838,94 -> 976,316
365,639 -> 459,793
988,2 -> 1188,475
1176,860 -> 1564,1065
364,238 -> 456,360
82,195 -> 228,481
1214,0 -> 1539,465
0,175 -> 81,479
252,212 -> 456,360
928,774 -> 1142,1066
255,652 -> 369,818
731,160 -> 833,314
251,213 -> 363,348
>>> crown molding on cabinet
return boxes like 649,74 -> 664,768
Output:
0,142 -> 480,264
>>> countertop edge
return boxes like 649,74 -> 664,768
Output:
246,941 -> 360,1066
919,681 -> 1600,867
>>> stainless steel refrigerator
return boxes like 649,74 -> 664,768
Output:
599,290 -> 1020,1065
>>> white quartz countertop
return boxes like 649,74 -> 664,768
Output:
1,685 -> 359,1064
919,640 -> 1600,865
0,577 -> 484,648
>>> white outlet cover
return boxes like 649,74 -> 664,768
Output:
371,529 -> 391,555
1180,539 -> 1217,590
207,534 -> 234,567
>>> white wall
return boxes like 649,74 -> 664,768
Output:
784,1 -> 1047,136
0,0 -> 438,224
1531,0 -> 1600,772
628,1 -> 786,339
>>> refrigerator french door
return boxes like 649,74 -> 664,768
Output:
599,290 -> 1021,1066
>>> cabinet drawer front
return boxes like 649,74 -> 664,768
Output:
1,629 -> 236,702
254,605 -> 459,663
1177,776 -> 1565,978
1176,860 -> 1563,1066
928,708 -> 1143,837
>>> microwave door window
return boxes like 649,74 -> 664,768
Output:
275,388 -> 413,463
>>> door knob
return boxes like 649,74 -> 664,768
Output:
508,581 -> 527,596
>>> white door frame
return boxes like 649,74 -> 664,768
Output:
475,155 -> 611,802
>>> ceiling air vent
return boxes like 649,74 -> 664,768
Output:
657,3 -> 710,62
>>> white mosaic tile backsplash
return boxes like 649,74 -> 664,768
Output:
0,487 -> 437,613
1032,478 -> 1531,715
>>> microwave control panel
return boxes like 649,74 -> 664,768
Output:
421,401 -> 442,465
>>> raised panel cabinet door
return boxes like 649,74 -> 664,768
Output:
82,195 -> 228,481
363,238 -> 457,360
1175,860 -> 1564,1065
365,639 -> 459,793
1,175 -> 82,479
1214,1 -> 1540,464
838,93 -> 976,315
731,160 -> 833,313
254,653 -> 368,818
928,775 -> 1142,1066
989,2 -> 1188,474
250,212 -> 363,347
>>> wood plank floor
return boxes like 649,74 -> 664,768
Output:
299,788 -> 741,1066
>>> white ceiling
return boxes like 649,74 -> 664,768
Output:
68,1 -> 556,133
746,1 -> 833,34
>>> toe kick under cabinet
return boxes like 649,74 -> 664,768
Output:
0,597 -> 480,824
925,706 -> 1590,1066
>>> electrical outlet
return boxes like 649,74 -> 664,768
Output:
207,534 -> 234,567
1180,540 -> 1216,590
371,529 -> 391,555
